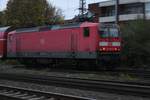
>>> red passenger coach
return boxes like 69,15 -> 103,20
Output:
0,27 -> 10,58
6,22 -> 121,61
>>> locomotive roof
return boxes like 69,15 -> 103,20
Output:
15,22 -> 98,33
0,26 -> 10,32
15,23 -> 81,33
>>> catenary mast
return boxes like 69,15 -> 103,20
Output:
79,0 -> 86,17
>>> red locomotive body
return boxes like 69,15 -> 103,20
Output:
0,22 -> 121,63
7,22 -> 99,59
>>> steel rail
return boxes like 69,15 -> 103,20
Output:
0,84 -> 94,100
0,73 -> 150,97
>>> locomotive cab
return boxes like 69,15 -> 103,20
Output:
98,24 -> 121,60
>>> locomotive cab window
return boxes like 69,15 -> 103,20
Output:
83,27 -> 90,37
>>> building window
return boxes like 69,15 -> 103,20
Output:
83,27 -> 90,37
101,6 -> 115,17
145,2 -> 150,14
120,3 -> 143,15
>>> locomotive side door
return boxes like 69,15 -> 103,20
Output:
7,34 -> 16,57
16,36 -> 21,57
71,30 -> 78,57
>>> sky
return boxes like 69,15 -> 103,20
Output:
0,0 -> 108,19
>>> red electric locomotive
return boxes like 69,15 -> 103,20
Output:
0,22 -> 121,65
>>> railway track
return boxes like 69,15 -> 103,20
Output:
0,73 -> 150,98
0,85 -> 93,100
13,64 -> 150,79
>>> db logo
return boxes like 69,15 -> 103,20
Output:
40,39 -> 45,45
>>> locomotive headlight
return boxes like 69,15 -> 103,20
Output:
99,42 -> 108,46
112,42 -> 121,46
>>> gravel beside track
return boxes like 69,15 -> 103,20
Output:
0,64 -> 150,83
0,64 -> 140,82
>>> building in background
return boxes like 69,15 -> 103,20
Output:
89,0 -> 150,24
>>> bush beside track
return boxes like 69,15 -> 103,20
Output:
121,19 -> 150,68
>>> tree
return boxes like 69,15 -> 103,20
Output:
0,11 -> 6,26
0,12 -> 3,26
5,0 -> 64,27
121,19 -> 150,67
